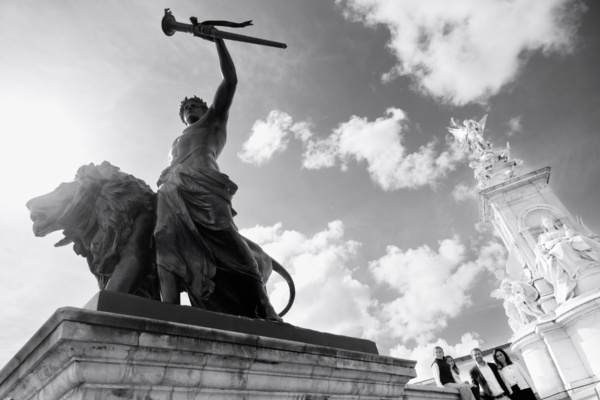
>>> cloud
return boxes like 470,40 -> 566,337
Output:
475,240 -> 507,273
240,108 -> 464,190
241,222 -> 506,353
304,108 -> 465,190
391,333 -> 482,383
507,115 -> 523,136
369,237 -> 506,344
452,182 -> 479,202
370,237 -> 475,343
338,0 -> 585,105
240,221 -> 382,339
238,110 -> 313,165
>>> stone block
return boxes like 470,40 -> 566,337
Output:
0,292 -> 416,399
404,384 -> 461,400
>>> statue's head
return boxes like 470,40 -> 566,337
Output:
541,217 -> 560,232
179,96 -> 208,125
511,283 -> 523,295
500,280 -> 512,295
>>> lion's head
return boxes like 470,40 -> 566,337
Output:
27,180 -> 79,238
27,161 -> 157,289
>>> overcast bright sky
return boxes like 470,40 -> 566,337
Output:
1,0 -> 599,383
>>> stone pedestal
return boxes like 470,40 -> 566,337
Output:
404,384 -> 461,400
574,267 -> 600,297
533,277 -> 558,313
511,289 -> 600,400
0,291 -> 417,399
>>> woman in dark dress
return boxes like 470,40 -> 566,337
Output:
493,348 -> 539,400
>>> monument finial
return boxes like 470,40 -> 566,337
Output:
447,114 -> 522,189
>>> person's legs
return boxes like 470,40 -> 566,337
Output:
457,385 -> 477,400
444,383 -> 476,400
516,387 -> 536,400
510,385 -> 522,400
470,385 -> 480,400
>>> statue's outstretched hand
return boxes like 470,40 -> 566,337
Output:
190,17 -> 215,41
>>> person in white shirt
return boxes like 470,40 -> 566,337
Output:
469,348 -> 512,400
431,347 -> 476,400
493,348 -> 540,400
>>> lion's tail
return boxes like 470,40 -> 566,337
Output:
272,259 -> 295,317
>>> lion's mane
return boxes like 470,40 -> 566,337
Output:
57,162 -> 156,289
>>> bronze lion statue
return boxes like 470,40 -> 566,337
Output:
26,161 -> 295,317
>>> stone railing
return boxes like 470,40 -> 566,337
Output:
404,384 -> 461,400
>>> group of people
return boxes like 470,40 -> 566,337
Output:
432,346 -> 540,400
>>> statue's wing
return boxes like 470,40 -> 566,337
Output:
447,125 -> 467,143
505,248 -> 524,282
521,283 -> 540,301
478,114 -> 488,132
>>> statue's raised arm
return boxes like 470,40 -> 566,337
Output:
210,34 -> 238,120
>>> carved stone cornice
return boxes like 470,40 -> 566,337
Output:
479,167 -> 551,222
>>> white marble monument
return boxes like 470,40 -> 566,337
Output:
448,116 -> 600,400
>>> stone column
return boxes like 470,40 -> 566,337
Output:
512,289 -> 600,400
511,328 -> 565,399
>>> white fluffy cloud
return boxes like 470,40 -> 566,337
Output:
475,240 -> 507,273
240,108 -> 464,190
391,333 -> 482,383
370,237 -> 475,343
452,182 -> 479,202
507,115 -> 524,136
242,221 -> 506,353
338,0 -> 584,105
303,108 -> 464,190
240,221 -> 382,339
238,110 -> 311,165
370,237 -> 506,344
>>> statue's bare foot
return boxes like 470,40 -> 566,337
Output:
265,308 -> 283,323
257,300 -> 283,322
254,282 -> 283,322
265,314 -> 283,323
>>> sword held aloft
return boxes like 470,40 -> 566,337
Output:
161,9 -> 287,49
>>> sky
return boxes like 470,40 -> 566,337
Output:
1,0 -> 599,383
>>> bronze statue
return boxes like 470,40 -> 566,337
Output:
155,12 -> 287,321
25,11 -> 294,321
26,162 -> 295,318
